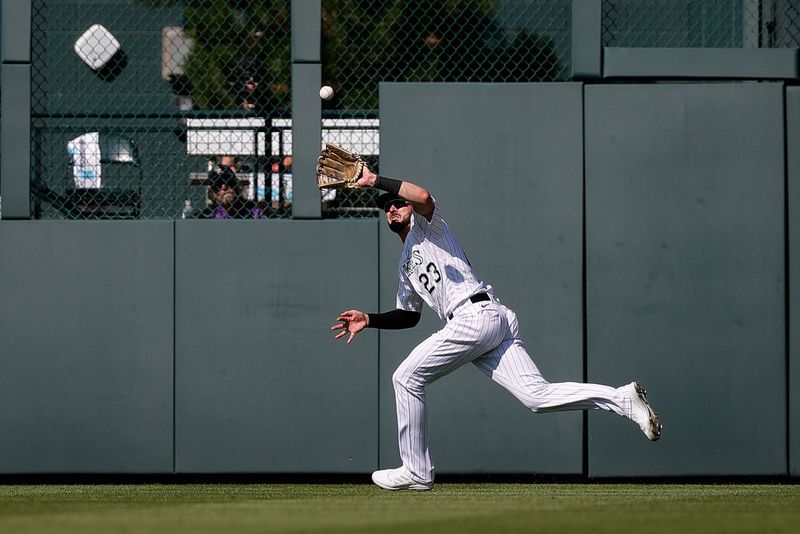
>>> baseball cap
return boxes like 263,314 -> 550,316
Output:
376,192 -> 409,211
208,165 -> 238,190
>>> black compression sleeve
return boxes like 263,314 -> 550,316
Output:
375,175 -> 402,197
367,309 -> 421,330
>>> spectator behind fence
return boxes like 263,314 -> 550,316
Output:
220,155 -> 240,172
197,164 -> 265,219
271,155 -> 293,209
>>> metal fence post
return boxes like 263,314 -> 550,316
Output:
571,0 -> 601,80
290,0 -> 322,219
1,0 -> 32,219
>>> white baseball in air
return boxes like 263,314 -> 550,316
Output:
319,85 -> 334,100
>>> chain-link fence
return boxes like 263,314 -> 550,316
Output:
30,0 -> 292,220
21,0 -> 800,220
26,0 -> 574,220
602,0 -> 800,48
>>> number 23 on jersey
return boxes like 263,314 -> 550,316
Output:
418,262 -> 441,293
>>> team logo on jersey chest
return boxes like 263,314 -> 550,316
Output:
402,249 -> 424,276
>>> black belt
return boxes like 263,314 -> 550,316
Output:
447,292 -> 490,320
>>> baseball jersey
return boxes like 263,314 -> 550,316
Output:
395,199 -> 490,321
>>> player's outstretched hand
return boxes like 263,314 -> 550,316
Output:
331,309 -> 368,344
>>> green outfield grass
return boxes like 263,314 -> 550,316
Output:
0,483 -> 797,533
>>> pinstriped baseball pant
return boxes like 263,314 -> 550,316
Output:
391,299 -> 632,484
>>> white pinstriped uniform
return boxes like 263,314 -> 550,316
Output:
391,201 -> 634,485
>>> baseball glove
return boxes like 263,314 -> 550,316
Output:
316,144 -> 365,189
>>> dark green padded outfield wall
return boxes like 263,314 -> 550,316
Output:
584,83 -> 786,476
1,81 -> 797,476
2,0 -> 799,476
378,83 -> 585,475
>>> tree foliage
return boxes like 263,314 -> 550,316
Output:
321,0 -> 561,110
136,0 -> 290,114
137,0 -> 560,113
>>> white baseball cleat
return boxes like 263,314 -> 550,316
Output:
627,381 -> 662,441
371,466 -> 433,491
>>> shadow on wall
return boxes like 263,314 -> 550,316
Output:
95,50 -> 128,82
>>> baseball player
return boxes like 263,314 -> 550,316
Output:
331,166 -> 662,492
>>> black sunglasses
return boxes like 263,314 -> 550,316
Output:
383,199 -> 410,211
